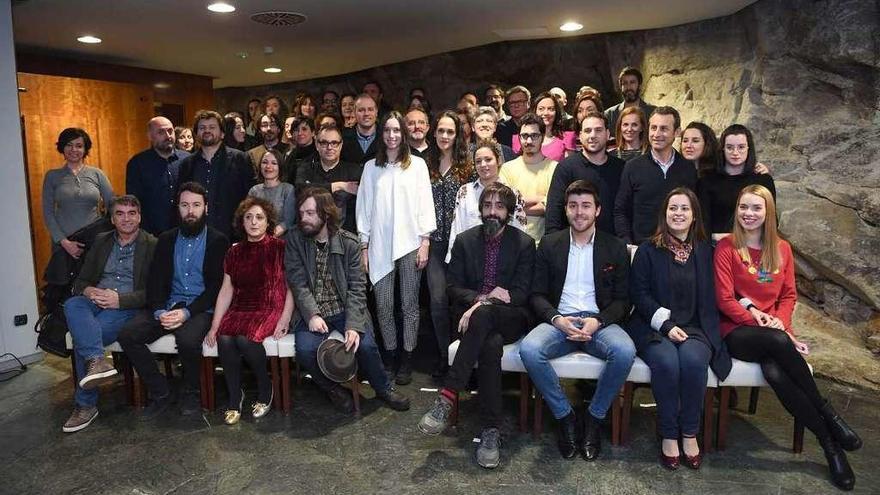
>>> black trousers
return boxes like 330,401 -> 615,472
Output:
445,304 -> 530,428
217,335 -> 272,409
118,311 -> 212,399
725,325 -> 829,438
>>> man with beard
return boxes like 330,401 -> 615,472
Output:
417,182 -> 535,469
545,112 -> 624,236
177,110 -> 255,238
520,180 -> 635,462
126,117 -> 189,235
118,182 -> 230,418
285,187 -> 410,413
405,108 -> 430,156
247,112 -> 290,175
484,84 -> 508,122
604,67 -> 656,139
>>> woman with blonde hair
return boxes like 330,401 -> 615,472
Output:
714,185 -> 860,491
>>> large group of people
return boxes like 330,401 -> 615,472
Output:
40,67 -> 860,490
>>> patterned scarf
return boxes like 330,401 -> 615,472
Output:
664,233 -> 693,265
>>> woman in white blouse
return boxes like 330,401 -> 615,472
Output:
356,111 -> 437,383
445,138 -> 528,262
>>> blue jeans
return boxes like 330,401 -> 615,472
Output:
640,336 -> 711,438
64,295 -> 137,407
521,313 -> 636,420
294,313 -> 391,395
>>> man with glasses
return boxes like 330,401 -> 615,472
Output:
295,124 -> 362,233
495,85 -> 531,147
247,113 -> 289,176
320,89 -> 339,113
405,108 -> 431,156
498,113 -> 557,242
484,84 -> 508,122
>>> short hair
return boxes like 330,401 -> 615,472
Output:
618,66 -> 644,86
649,106 -> 681,131
316,123 -> 343,140
291,115 -> 316,133
473,138 -> 503,165
408,87 -> 426,99
650,187 -> 706,247
574,89 -> 605,118
173,126 -> 192,150
579,110 -> 609,131
256,148 -> 285,181
375,111 -> 412,169
262,95 -> 287,116
321,89 -> 339,101
405,106 -> 429,121
233,196 -> 278,240
518,113 -> 546,136
362,80 -> 383,93
296,187 -> 341,234
178,181 -> 207,203
314,111 -> 342,129
192,109 -> 224,133
459,91 -> 478,102
475,106 -> 499,122
506,85 -> 531,102
718,123 -> 757,174
355,93 -> 378,109
56,128 -> 92,157
479,182 -> 517,222
485,84 -> 504,97
614,107 -> 648,152
109,194 -> 140,214
564,180 -> 601,207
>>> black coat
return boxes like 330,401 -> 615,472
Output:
628,240 -> 732,380
530,229 -> 631,326
340,128 -> 379,165
146,227 -> 229,315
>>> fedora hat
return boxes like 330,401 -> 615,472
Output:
317,331 -> 357,383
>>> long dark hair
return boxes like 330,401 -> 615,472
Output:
427,110 -> 471,184
531,91 -> 566,138
718,124 -> 757,174
375,111 -> 413,169
650,187 -> 706,248
683,121 -> 719,177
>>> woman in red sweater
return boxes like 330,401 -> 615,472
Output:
713,184 -> 860,491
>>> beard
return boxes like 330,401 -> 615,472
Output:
199,133 -> 219,147
179,213 -> 207,237
482,214 -> 508,237
623,89 -> 638,103
154,140 -> 174,154
299,218 -> 325,238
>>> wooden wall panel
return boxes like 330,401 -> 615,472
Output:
18,73 -> 153,285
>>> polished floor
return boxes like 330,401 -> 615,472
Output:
0,351 -> 876,495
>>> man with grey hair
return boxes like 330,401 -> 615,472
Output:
126,116 -> 189,235
495,85 -> 531,147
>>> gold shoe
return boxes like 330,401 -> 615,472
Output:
252,389 -> 274,419
224,409 -> 241,425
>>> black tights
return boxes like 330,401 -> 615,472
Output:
725,326 -> 829,439
218,335 -> 272,410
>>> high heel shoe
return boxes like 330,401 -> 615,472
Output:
659,441 -> 680,471
820,400 -> 862,451
681,437 -> 703,470
819,436 -> 855,491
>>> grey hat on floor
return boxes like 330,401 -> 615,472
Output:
317,330 -> 357,383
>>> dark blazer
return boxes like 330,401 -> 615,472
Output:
73,229 -> 157,309
340,127 -> 379,165
530,229 -> 631,325
628,240 -> 732,380
447,225 -> 536,321
284,227 -> 370,333
146,227 -> 229,315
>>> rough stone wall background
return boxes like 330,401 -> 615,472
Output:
215,0 -> 880,349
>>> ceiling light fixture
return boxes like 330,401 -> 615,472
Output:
263,67 -> 282,73
207,2 -> 236,13
76,35 -> 102,44
560,21 -> 583,32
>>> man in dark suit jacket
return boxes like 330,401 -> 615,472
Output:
118,182 -> 230,418
519,180 -> 635,462
417,182 -> 535,470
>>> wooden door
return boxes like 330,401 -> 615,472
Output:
18,73 -> 153,286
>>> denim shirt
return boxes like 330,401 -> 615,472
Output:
154,227 -> 207,319
356,129 -> 376,153
97,234 -> 136,293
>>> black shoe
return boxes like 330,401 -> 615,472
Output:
556,411 -> 578,459
580,412 -> 602,461
327,385 -> 354,413
431,361 -> 449,385
819,436 -> 855,491
820,401 -> 862,451
377,387 -> 410,411
179,388 -> 201,416
140,392 -> 172,421
395,351 -> 413,385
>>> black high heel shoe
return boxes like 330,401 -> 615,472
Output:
820,401 -> 862,451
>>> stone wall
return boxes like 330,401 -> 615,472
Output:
216,0 -> 880,351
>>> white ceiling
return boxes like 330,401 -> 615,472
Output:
11,0 -> 756,88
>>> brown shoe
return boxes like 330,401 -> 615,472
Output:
78,356 -> 117,390
62,406 -> 98,433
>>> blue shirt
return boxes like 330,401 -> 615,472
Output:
356,129 -> 376,153
154,227 -> 207,320
125,148 -> 188,235
98,233 -> 136,293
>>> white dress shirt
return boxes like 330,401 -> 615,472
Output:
557,229 -> 600,314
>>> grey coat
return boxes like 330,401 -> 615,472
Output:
284,227 -> 370,333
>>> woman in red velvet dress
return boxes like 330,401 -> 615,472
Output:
205,197 -> 294,425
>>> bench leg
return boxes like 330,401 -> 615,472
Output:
519,375 -> 529,434
295,360 -> 302,386
748,387 -> 760,414
70,353 -> 78,394
703,388 -> 715,453
269,356 -> 281,411
199,357 -> 209,410
533,393 -> 543,441
203,356 -> 215,411
611,385 -> 622,446
281,357 -> 291,414
620,382 -> 634,445
118,353 -> 135,407
717,387 -> 731,451
793,419 -> 805,453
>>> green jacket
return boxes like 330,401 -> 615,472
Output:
72,229 -> 157,309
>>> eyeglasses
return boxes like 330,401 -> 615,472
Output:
508,99 -> 528,107
724,144 -> 748,153
317,140 -> 342,148
260,122 -> 278,129
519,132 -> 542,142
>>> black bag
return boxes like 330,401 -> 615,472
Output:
35,283 -> 72,358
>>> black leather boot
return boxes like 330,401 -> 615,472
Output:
819,436 -> 855,491
556,411 -> 578,459
580,412 -> 602,461
820,400 -> 862,451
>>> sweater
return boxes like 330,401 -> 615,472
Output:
698,171 -> 776,235
545,153 -> 624,236
713,236 -> 797,338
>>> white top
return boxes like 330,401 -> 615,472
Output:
558,229 -> 600,315
444,179 -> 528,263
357,155 -> 437,284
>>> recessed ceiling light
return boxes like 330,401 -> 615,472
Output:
263,67 -> 282,73
560,21 -> 583,32
76,35 -> 102,44
154,82 -> 171,89
207,2 -> 235,13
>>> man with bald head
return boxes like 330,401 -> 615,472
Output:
126,117 -> 190,235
